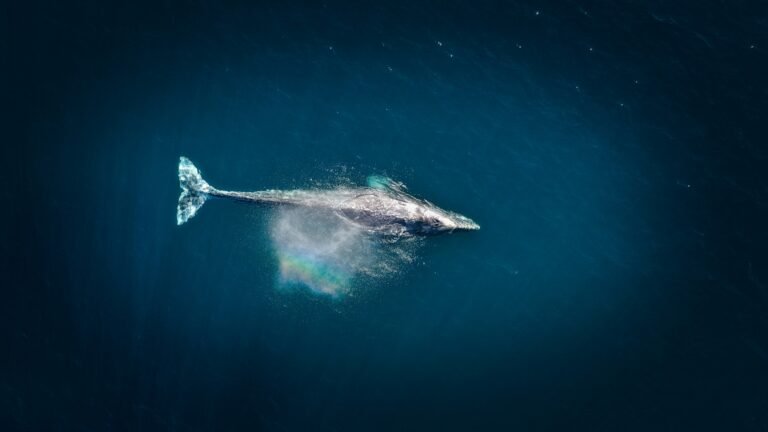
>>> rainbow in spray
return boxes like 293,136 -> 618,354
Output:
276,247 -> 353,296
269,207 -> 374,297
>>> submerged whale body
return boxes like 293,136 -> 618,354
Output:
176,157 -> 479,237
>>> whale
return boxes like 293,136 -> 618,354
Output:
176,157 -> 480,236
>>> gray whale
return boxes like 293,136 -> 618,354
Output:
176,157 -> 479,236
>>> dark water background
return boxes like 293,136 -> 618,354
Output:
4,1 -> 768,430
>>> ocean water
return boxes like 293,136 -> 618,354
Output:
4,1 -> 768,430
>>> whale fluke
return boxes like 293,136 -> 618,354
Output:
177,157 -> 211,225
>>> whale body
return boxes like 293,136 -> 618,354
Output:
176,157 -> 479,236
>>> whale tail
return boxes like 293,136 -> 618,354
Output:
177,157 -> 212,225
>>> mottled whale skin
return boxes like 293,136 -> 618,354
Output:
176,157 -> 479,236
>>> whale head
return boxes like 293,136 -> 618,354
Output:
412,207 -> 480,235
445,211 -> 481,231
355,175 -> 481,236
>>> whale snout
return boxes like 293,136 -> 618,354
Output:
461,220 -> 481,230
419,209 -> 480,235
454,216 -> 480,231
445,212 -> 480,231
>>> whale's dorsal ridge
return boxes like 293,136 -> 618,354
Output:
367,175 -> 408,193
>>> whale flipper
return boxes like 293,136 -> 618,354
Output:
177,157 -> 211,225
366,175 -> 408,193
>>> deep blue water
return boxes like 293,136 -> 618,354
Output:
4,1 -> 768,430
